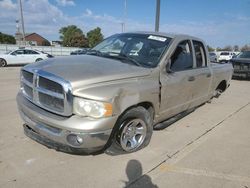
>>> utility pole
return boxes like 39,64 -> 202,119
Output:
123,0 -> 127,32
121,22 -> 125,32
19,0 -> 26,44
155,0 -> 160,32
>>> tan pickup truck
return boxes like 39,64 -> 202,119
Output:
17,32 -> 233,154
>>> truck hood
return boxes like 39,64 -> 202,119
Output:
25,55 -> 152,89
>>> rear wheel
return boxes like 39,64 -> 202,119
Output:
107,106 -> 153,154
214,81 -> 227,98
35,58 -> 43,62
214,89 -> 223,98
0,58 -> 7,67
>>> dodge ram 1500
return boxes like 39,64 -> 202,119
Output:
17,32 -> 233,154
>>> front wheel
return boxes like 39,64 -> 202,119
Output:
107,106 -> 153,154
0,58 -> 7,67
119,118 -> 147,152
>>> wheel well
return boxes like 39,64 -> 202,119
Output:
117,102 -> 155,121
137,102 -> 155,120
216,80 -> 227,92
138,101 -> 153,110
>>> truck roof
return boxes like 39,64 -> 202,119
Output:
126,31 -> 204,42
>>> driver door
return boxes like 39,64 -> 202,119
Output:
159,40 -> 196,121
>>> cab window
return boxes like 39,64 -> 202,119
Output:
193,40 -> 207,68
170,40 -> 193,72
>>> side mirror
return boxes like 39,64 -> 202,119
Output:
166,60 -> 174,74
11,53 -> 16,56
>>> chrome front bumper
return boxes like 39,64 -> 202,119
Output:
17,92 -> 117,153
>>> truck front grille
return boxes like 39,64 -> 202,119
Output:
22,70 -> 33,83
39,76 -> 63,94
23,84 -> 33,100
21,69 -> 72,116
39,92 -> 64,112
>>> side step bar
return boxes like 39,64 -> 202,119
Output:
153,108 -> 195,130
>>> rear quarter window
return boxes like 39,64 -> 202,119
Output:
193,40 -> 207,68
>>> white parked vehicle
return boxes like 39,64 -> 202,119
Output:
209,52 -> 218,62
0,49 -> 53,67
218,51 -> 235,62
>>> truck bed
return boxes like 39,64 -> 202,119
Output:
211,62 -> 233,92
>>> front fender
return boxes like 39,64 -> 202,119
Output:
72,75 -> 160,117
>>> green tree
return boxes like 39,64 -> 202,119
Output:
207,45 -> 215,52
0,32 -> 16,44
59,25 -> 88,47
216,47 -> 222,51
87,27 -> 104,48
233,45 -> 239,51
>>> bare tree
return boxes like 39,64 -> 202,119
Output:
241,45 -> 250,51
233,45 -> 239,51
221,45 -> 233,51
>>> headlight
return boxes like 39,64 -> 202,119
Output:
73,97 -> 113,118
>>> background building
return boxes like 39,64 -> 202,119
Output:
15,32 -> 50,46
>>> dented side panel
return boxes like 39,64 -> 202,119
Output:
73,70 -> 161,122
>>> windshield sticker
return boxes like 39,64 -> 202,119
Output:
148,35 -> 167,42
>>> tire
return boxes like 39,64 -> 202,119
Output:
214,89 -> 223,98
0,58 -> 7,67
35,58 -> 43,62
106,106 -> 153,154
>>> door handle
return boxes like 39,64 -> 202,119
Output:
188,76 -> 195,81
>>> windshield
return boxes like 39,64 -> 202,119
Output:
91,33 -> 171,68
237,51 -> 250,58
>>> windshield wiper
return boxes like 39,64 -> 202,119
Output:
87,50 -> 142,67
86,49 -> 103,56
119,53 -> 142,67
105,52 -> 142,67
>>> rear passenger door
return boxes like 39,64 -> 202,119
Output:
188,40 -> 212,108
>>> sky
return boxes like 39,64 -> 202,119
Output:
0,0 -> 250,47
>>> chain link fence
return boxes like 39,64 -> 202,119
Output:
0,44 -> 80,56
